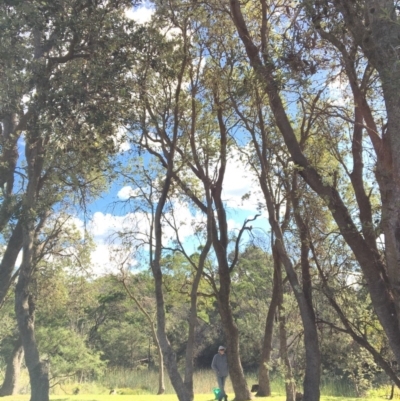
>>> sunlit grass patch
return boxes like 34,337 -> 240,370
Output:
0,395 -> 395,401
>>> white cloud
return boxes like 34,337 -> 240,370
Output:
327,73 -> 351,106
90,241 -> 137,276
67,212 -> 143,276
125,6 -> 154,24
115,126 -> 131,153
89,211 -> 139,239
227,218 -> 241,232
117,186 -> 139,200
162,200 -> 207,243
222,151 -> 263,212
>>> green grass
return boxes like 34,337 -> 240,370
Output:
4,368 -> 400,400
0,395 -> 396,401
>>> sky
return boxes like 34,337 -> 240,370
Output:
0,2 -> 272,278
63,3 -> 271,275
84,146 -> 270,276
2,0 -> 366,282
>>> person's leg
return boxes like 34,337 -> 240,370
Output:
217,376 -> 227,400
217,376 -> 225,400
221,377 -> 228,400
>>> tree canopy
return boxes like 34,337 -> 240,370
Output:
1,1 -> 400,401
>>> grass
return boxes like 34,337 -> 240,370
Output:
3,368 -> 400,401
0,395 -> 397,401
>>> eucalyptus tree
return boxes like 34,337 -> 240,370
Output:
121,7 -> 208,398
0,1 -> 140,399
224,0 -> 400,368
0,303 -> 22,397
122,2 -> 256,398
211,54 -> 320,398
231,245 -> 276,387
121,80 -> 215,401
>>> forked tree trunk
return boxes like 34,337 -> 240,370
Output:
209,92 -> 252,401
256,175 -> 320,401
152,257 -> 191,401
151,142 -> 192,401
0,337 -> 24,396
184,237 -> 212,400
15,223 -> 49,401
215,253 -> 252,401
229,0 -> 400,367
256,264 -> 279,397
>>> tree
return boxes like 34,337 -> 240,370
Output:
227,0 -> 400,368
1,1 -> 140,399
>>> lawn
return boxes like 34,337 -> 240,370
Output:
0,395 -> 390,401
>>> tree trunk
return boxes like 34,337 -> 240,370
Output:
209,92 -> 252,401
217,272 -> 252,401
0,112 -> 19,234
151,145 -> 192,401
156,338 -> 165,395
184,238 -> 212,400
153,264 -> 191,401
0,221 -> 23,309
219,290 -> 252,401
256,264 -> 279,397
15,228 -> 49,401
274,239 -> 320,401
229,0 -> 400,366
332,0 -> 400,322
0,337 -> 24,396
275,246 -> 296,401
378,68 -> 400,332
256,174 -> 320,401
14,118 -> 49,401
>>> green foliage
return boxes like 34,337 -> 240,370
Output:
36,327 -> 104,382
1,0 -> 398,399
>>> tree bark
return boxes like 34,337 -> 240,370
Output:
210,94 -> 252,401
329,1 -> 400,313
15,111 -> 49,401
0,221 -> 23,309
242,74 -> 321,399
15,230 -> 50,401
275,245 -> 296,401
149,49 -> 193,399
156,342 -> 165,395
150,158 -> 192,400
0,113 -> 20,234
0,337 -> 24,396
216,261 -> 252,401
229,0 -> 400,367
256,173 -> 320,401
256,263 -> 279,397
184,237 -> 212,399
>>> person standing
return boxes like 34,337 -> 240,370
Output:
211,346 -> 229,401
